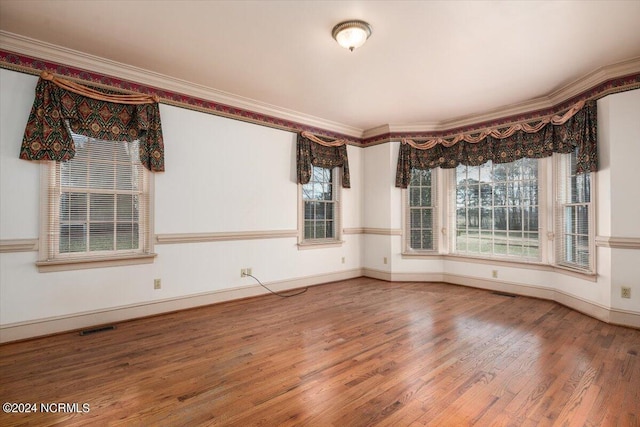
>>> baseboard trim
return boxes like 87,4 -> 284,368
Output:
0,268 -> 363,343
3,266 -> 636,343
362,268 -> 444,283
361,270 -> 640,329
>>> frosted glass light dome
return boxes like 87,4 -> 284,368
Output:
332,20 -> 372,51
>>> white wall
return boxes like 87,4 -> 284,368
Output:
597,90 -> 640,313
0,66 -> 637,341
0,68 -> 363,340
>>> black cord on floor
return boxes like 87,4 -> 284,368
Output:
245,274 -> 308,298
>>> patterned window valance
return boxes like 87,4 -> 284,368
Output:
297,131 -> 350,188
19,71 -> 165,172
395,100 -> 597,188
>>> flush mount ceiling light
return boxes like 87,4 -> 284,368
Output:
331,20 -> 372,51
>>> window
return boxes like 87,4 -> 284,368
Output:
301,166 -> 339,243
38,131 -> 154,270
555,150 -> 593,272
406,168 -> 437,252
453,158 -> 540,260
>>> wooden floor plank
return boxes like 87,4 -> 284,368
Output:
0,278 -> 638,426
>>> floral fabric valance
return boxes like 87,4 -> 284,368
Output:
396,100 -> 597,188
20,71 -> 165,172
297,131 -> 350,188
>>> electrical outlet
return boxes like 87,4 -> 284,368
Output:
154,279 -> 161,290
241,268 -> 252,277
383,257 -> 388,265
621,287 -> 631,299
341,257 -> 345,264
492,270 -> 498,278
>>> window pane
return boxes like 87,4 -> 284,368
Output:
494,183 -> 507,205
116,223 -> 139,250
323,183 -> 333,200
410,209 -> 421,228
304,201 -> 314,219
411,230 -> 421,249
480,184 -> 493,207
410,187 -> 420,206
89,223 -> 114,251
457,208 -> 467,228
60,192 -> 87,221
325,221 -> 334,238
468,208 -> 479,229
117,194 -> 139,222
480,208 -> 493,230
410,171 -> 421,187
116,163 -> 134,190
315,222 -> 326,239
90,194 -> 115,221
421,209 -> 432,230
577,206 -> 589,234
508,207 -> 522,230
468,185 -> 479,207
325,203 -> 334,220
421,230 -> 433,250
421,187 -> 431,206
304,220 -> 314,239
89,162 -> 115,190
59,224 -> 87,253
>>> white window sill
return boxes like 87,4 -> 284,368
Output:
36,253 -> 157,272
400,252 -> 597,282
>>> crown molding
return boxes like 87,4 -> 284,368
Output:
2,30 -> 638,144
0,31 -> 363,138
365,57 -> 640,140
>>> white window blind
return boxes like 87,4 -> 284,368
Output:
555,151 -> 593,272
407,169 -> 437,251
45,132 -> 150,260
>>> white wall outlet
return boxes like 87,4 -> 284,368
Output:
341,257 -> 345,264
621,287 -> 631,299
154,279 -> 161,290
492,270 -> 498,278
384,257 -> 388,265
241,268 -> 252,277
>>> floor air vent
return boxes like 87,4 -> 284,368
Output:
79,325 -> 116,336
491,291 -> 517,298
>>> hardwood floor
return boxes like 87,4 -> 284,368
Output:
1,278 -> 638,426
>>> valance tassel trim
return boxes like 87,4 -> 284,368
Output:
297,132 -> 350,188
19,72 -> 165,172
395,100 -> 597,188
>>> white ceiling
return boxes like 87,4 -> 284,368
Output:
1,1 -> 640,133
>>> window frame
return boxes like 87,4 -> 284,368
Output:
403,168 -> 439,254
297,165 -> 343,249
399,155 -> 596,277
36,135 -> 156,272
553,151 -> 596,274
450,158 -> 542,262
